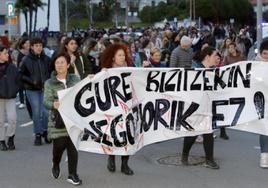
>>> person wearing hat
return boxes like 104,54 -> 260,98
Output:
169,35 -> 193,68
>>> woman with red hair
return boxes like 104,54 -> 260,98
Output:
100,43 -> 133,68
100,43 -> 134,175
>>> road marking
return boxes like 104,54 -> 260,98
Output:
20,121 -> 33,127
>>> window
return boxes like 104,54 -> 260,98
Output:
0,15 -> 5,25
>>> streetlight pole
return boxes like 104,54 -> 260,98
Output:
193,0 -> 196,22
257,0 -> 263,50
89,0 -> 93,26
115,1 -> 118,28
189,0 -> 192,25
125,0 -> 129,28
65,0 -> 68,32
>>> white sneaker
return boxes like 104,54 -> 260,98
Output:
260,153 -> 268,168
18,103 -> 25,109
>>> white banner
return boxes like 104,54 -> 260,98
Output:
58,61 -> 268,155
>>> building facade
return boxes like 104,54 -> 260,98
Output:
0,0 -> 18,37
0,0 -> 59,37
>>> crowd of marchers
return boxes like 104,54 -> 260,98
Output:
1,22 -> 268,186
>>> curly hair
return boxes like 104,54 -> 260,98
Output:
100,43 -> 132,68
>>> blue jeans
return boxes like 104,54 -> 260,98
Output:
260,135 -> 268,153
25,90 -> 48,134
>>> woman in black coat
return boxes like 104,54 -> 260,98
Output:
0,45 -> 19,151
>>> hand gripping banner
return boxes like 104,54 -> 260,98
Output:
58,61 -> 268,155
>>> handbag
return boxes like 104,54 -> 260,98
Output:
53,109 -> 65,129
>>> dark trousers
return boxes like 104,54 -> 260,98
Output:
182,133 -> 214,161
53,136 -> 78,175
18,89 -> 24,104
108,155 -> 130,165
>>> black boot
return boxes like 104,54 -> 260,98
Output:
107,155 -> 116,172
7,135 -> 15,150
121,156 -> 134,175
0,140 -> 8,151
52,163 -> 60,179
42,131 -> 51,144
220,128 -> 229,140
181,153 -> 189,165
34,134 -> 42,146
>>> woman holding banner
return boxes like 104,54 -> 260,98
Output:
43,53 -> 82,185
100,43 -> 134,175
181,46 -> 220,169
255,40 -> 268,168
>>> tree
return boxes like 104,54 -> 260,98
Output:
15,0 -> 45,37
195,0 -> 254,24
32,0 -> 46,36
139,2 -> 183,23
138,6 -> 155,23
15,0 -> 29,34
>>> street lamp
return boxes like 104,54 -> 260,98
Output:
257,0 -> 263,50
65,0 -> 68,32
189,0 -> 192,24
125,0 -> 129,28
89,0 -> 93,26
189,0 -> 196,26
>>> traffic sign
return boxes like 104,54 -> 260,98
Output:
7,2 -> 15,17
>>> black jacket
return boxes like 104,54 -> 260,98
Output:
68,53 -> 93,79
0,63 -> 19,99
19,50 -> 51,91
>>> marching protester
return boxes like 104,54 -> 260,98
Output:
51,34 -> 66,61
181,46 -> 220,169
0,45 -> 19,151
215,51 -> 229,140
100,43 -> 134,175
82,38 -> 101,74
220,37 -> 232,58
144,47 -> 165,67
16,37 -> 30,110
43,52 -> 82,185
19,37 -> 51,146
255,40 -> 268,168
169,35 -> 193,69
59,37 -> 93,79
223,42 -> 245,66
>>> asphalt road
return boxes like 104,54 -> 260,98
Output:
0,106 -> 267,188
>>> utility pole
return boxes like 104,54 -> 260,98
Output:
189,0 -> 192,25
257,0 -> 263,50
65,0 -> 68,32
125,0 -> 129,28
89,0 -> 93,26
193,0 -> 195,22
115,1 -> 118,28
